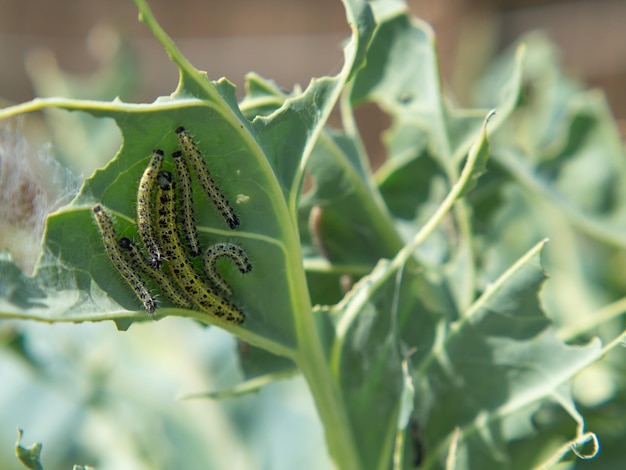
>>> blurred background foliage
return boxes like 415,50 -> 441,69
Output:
0,0 -> 624,168
0,1 -> 625,469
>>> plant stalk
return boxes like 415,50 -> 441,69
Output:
296,327 -> 363,470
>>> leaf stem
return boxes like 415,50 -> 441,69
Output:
558,296 -> 626,342
495,149 -> 626,249
132,0 -> 219,102
394,110 -> 496,269
296,343 -> 362,470
289,249 -> 363,469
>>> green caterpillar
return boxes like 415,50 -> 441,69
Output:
175,126 -> 240,230
92,204 -> 156,314
155,170 -> 245,324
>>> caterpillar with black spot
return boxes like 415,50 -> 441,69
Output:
137,149 -> 165,268
175,126 -> 240,230
203,242 -> 252,296
172,150 -> 201,257
155,170 -> 245,324
118,237 -> 193,310
92,204 -> 156,315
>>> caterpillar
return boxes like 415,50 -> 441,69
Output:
155,171 -> 245,324
175,126 -> 240,230
137,149 -> 165,268
92,204 -> 156,314
202,242 -> 253,296
172,150 -> 201,257
118,237 -> 193,309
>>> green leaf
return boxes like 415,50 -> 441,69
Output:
348,0 -> 523,221
473,33 -> 626,329
0,0 -> 374,353
300,128 -> 405,265
325,259 -> 409,470
180,368 -> 299,401
3,0 -> 626,468
1,98 -> 299,351
0,1 -> 376,469
320,124 -> 527,468
457,110 -> 495,197
411,241 -> 603,469
357,16 -> 523,219
347,2 -> 524,320
15,429 -> 44,470
249,0 -> 374,212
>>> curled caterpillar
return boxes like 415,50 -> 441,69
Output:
203,242 -> 252,296
155,171 -> 245,324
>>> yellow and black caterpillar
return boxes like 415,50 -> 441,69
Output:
92,128 -> 251,324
